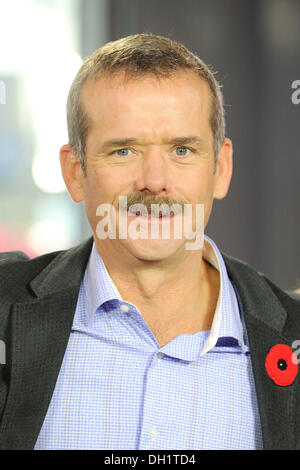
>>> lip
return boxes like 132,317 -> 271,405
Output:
127,211 -> 177,222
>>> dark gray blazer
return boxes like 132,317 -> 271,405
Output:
0,236 -> 300,450
0,251 -> 30,263
286,291 -> 300,302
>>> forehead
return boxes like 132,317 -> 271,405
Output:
80,71 -> 212,137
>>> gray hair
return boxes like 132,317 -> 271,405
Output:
67,33 -> 225,174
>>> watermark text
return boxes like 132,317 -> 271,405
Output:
95,197 -> 204,250
291,80 -> 300,105
0,80 -> 6,104
0,340 -> 5,364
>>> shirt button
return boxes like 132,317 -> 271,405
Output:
120,303 -> 130,312
157,352 -> 164,359
149,426 -> 157,439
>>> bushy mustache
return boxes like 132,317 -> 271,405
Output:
118,191 -> 188,217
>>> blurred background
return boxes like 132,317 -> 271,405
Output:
0,0 -> 299,290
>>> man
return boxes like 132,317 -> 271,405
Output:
0,33 -> 300,450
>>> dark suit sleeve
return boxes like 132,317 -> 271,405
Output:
0,251 -> 30,263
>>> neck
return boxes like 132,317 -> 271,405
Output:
93,238 -> 220,332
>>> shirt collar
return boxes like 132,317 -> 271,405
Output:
84,243 -> 122,324
200,235 -> 247,355
83,236 -> 247,353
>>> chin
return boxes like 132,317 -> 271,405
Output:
122,238 -> 185,262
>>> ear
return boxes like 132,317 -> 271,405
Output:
213,138 -> 233,199
59,144 -> 85,203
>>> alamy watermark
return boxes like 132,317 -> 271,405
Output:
0,80 -> 6,105
291,340 -> 300,365
95,196 -> 204,250
0,340 -> 5,364
291,80 -> 300,105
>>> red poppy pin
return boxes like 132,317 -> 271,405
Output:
265,344 -> 298,386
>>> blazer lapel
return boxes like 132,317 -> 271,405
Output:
0,237 -> 93,450
223,253 -> 300,450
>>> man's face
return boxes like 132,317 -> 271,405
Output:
62,70 -> 232,262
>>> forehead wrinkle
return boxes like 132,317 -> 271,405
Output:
97,135 -> 209,151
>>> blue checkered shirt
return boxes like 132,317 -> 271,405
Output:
34,235 -> 263,449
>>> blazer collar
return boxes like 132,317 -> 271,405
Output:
223,252 -> 300,449
29,237 -> 94,297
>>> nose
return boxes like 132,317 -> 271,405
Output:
134,148 -> 171,195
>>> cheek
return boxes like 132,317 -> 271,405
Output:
83,167 -> 127,212
187,170 -> 214,201
186,171 -> 215,223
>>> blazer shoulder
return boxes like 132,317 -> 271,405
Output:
0,248 -> 64,302
285,291 -> 300,302
0,251 -> 30,263
0,237 -> 93,303
221,251 -> 300,325
222,251 -> 295,295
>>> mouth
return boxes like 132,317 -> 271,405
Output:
127,210 -> 176,221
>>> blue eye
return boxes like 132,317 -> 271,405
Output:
116,148 -> 132,156
175,147 -> 190,156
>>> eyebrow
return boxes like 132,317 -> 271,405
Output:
97,136 -> 208,151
